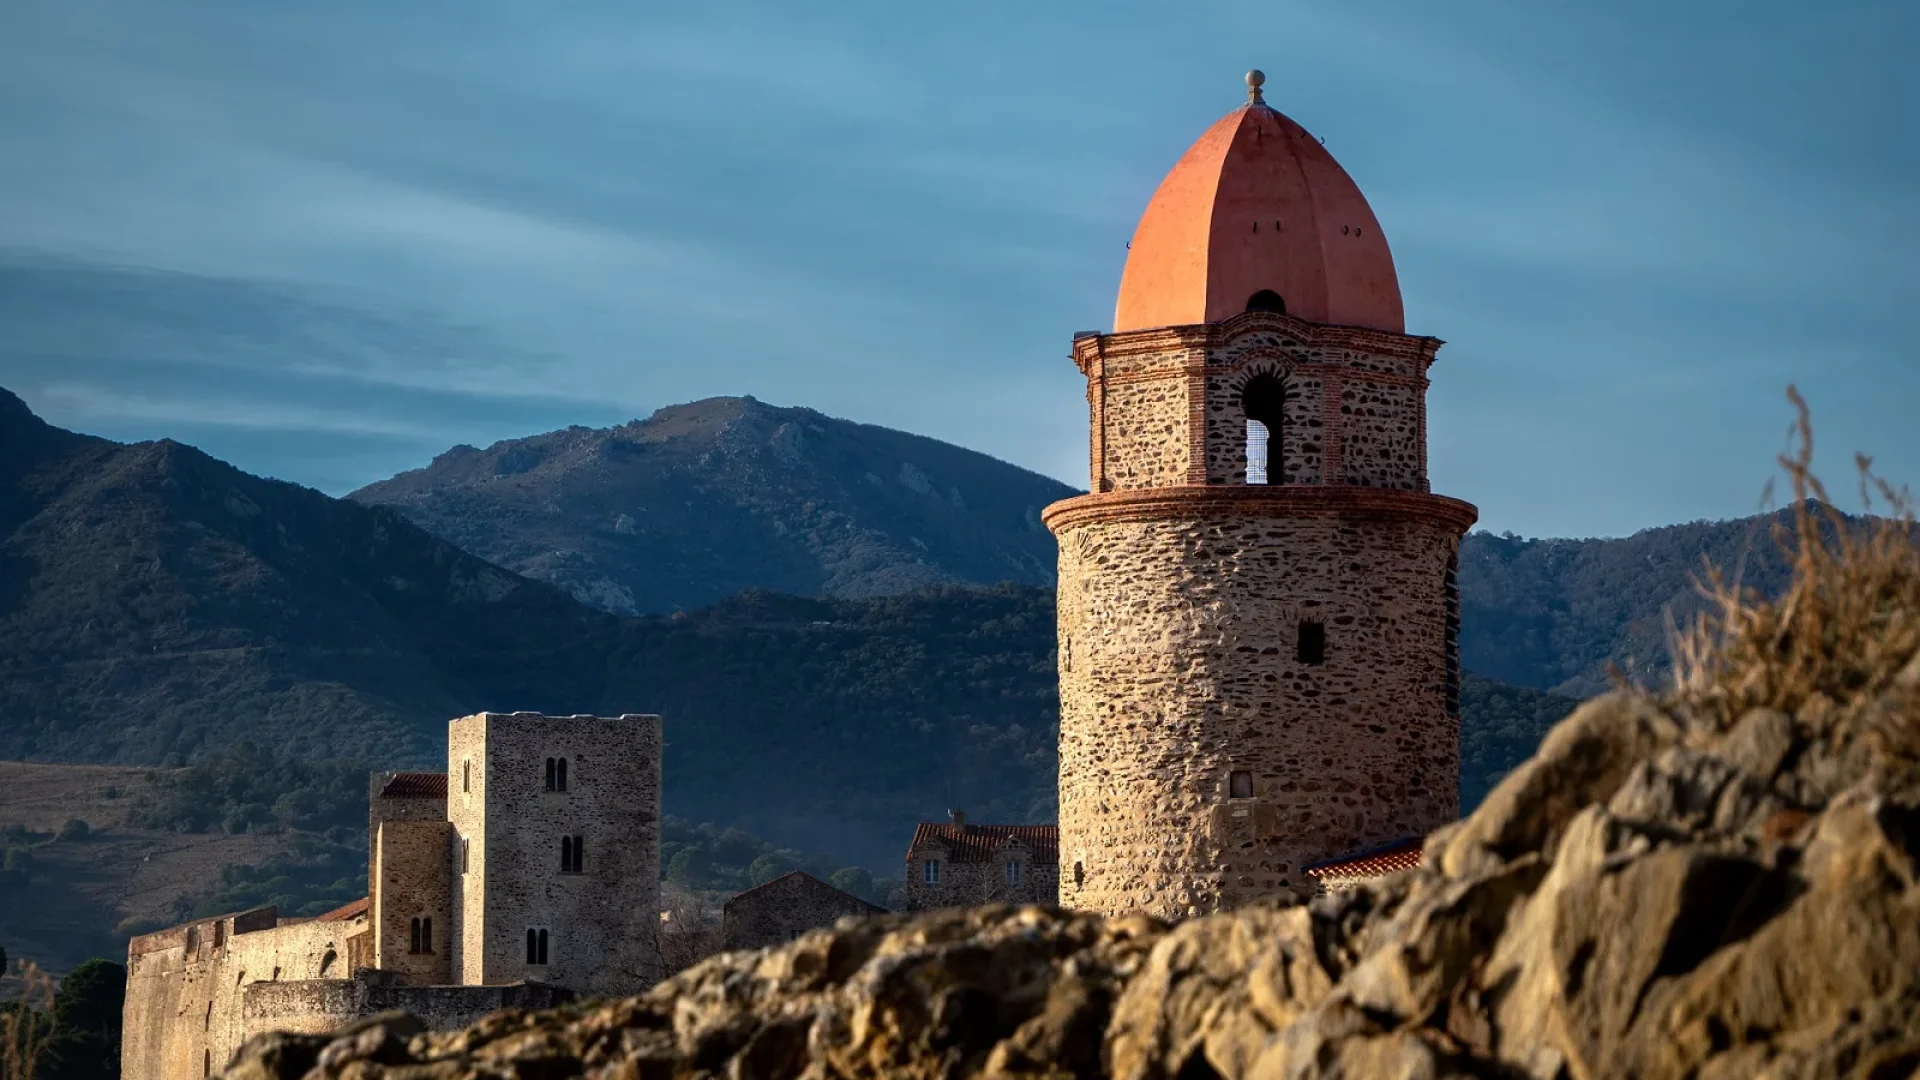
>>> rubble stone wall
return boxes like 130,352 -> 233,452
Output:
1048,488 -> 1471,919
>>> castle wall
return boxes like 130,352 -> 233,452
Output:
1051,494 -> 1467,919
122,907 -> 369,1080
446,719 -> 486,986
373,819 -> 454,984
455,712 -> 663,995
366,774 -> 447,908
241,973 -> 573,1040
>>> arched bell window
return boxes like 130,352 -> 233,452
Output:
1241,373 -> 1287,484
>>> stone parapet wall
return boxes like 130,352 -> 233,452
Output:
1050,491 -> 1470,919
122,907 -> 369,1080
241,975 -> 573,1041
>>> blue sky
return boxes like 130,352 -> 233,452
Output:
1,0 -> 1914,538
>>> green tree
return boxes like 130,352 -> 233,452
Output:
56,821 -> 89,842
745,853 -> 792,886
828,866 -> 873,902
40,959 -> 126,1080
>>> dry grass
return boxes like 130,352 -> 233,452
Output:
1669,387 -> 1920,763
0,960 -> 54,1080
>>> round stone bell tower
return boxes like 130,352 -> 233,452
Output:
1047,72 -> 1478,919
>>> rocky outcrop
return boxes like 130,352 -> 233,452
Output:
223,683 -> 1920,1079
224,488 -> 1920,1076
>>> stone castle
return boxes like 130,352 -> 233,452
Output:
122,70 -> 1472,1077
122,712 -> 662,1080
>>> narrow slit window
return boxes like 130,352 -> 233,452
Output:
1229,770 -> 1255,799
422,916 -> 432,954
526,928 -> 549,965
544,758 -> 556,791
560,835 -> 584,873
460,837 -> 470,874
1297,621 -> 1327,665
462,760 -> 471,793
556,757 -> 569,792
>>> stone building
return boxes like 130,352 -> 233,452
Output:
1046,72 -> 1477,920
719,871 -> 886,951
903,813 -> 1059,910
122,711 -> 661,1080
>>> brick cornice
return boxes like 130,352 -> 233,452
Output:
1071,310 -> 1443,375
1042,485 -> 1479,536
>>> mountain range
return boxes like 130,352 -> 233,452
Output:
2,384 -> 1804,866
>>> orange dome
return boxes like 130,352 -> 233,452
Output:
1114,75 -> 1404,334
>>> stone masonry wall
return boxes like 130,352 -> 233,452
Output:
1097,375 -> 1192,491
240,973 -> 573,1041
461,712 -> 663,996
1339,379 -> 1424,489
373,819 -> 454,985
1051,498 -> 1464,920
903,853 -> 1060,911
444,720 -> 486,987
365,776 -> 445,918
122,908 -> 368,1080
720,873 -> 884,952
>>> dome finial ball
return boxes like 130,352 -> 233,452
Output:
1245,69 -> 1266,103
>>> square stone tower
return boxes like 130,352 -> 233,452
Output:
1048,73 -> 1477,920
445,711 -> 663,994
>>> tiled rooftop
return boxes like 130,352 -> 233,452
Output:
907,823 -> 1058,864
1302,837 -> 1424,880
379,772 -> 448,799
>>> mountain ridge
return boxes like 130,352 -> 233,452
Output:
348,394 -> 1077,616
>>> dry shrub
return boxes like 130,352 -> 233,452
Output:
1,959 -> 55,1080
1669,387 -> 1920,761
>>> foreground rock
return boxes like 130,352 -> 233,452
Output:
226,496 -> 1920,1076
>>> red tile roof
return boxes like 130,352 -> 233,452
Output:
1302,837 -> 1424,880
380,772 -> 447,798
908,823 -> 1058,865
315,896 -> 370,922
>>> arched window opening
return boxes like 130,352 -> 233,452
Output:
1229,770 -> 1255,799
525,928 -> 549,965
556,757 -> 568,791
1245,289 -> 1287,314
544,758 -> 556,791
1241,374 -> 1287,484
560,835 -> 585,873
